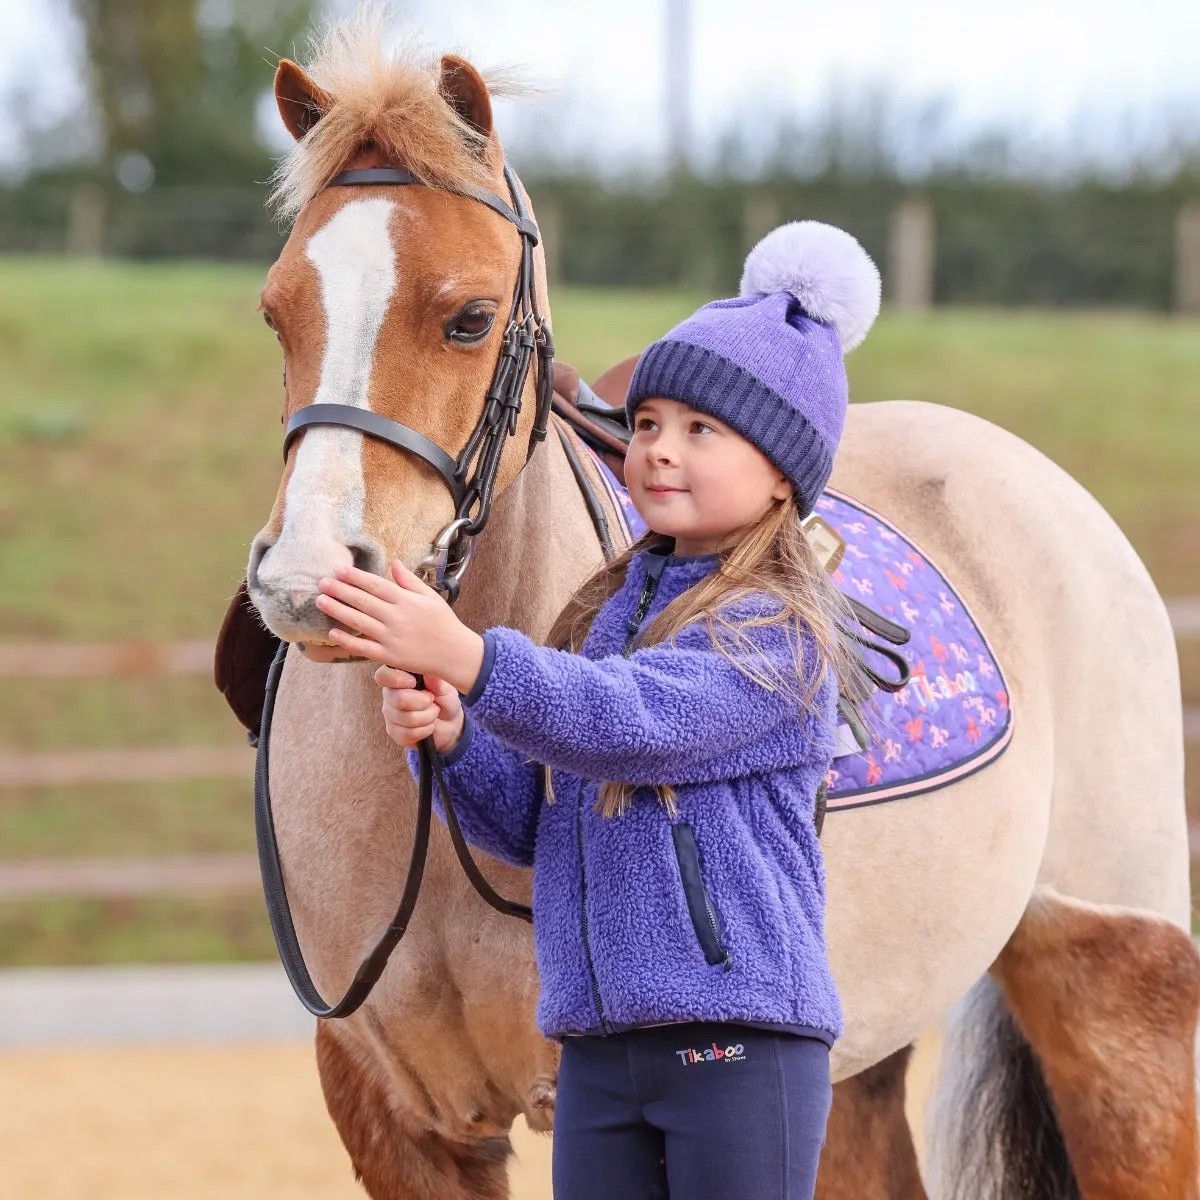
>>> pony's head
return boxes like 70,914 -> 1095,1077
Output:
247,20 -> 549,658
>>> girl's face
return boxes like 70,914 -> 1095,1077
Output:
625,397 -> 792,557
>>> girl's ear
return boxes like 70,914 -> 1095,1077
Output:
771,474 -> 793,503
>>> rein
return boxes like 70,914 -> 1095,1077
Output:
256,161 -> 568,1019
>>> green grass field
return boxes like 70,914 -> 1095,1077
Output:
1,256 -> 1198,964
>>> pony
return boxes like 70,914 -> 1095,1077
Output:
226,16 -> 1200,1198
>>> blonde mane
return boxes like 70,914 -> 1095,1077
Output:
270,12 -> 501,221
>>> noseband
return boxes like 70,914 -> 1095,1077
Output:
257,162 -> 551,1019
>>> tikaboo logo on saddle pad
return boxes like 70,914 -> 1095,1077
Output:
675,1042 -> 747,1065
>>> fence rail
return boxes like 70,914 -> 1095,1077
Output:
1,599 -> 1197,789
2,596 -> 1198,683
0,607 -> 1197,898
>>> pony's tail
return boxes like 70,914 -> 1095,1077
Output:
926,977 -> 1080,1200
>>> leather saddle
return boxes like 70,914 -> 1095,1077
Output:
215,359 -> 640,737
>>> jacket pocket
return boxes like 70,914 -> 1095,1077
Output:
671,823 -> 732,969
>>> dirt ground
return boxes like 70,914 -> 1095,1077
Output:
0,1042 -> 554,1199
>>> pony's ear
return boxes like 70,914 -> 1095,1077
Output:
438,55 -> 493,142
274,59 -> 333,142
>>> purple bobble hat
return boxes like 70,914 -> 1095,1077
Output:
627,222 -> 882,516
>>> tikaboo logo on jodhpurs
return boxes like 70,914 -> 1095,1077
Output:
675,1042 -> 746,1065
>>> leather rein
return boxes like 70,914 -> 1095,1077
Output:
256,162 -> 564,1019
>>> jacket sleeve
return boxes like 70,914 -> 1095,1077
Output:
407,713 -> 542,868
464,615 -> 812,786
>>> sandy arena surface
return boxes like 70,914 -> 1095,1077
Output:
0,1042 -> 553,1199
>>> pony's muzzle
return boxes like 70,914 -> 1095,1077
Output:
246,530 -> 388,639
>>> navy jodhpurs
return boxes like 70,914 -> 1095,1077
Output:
552,1023 -> 832,1199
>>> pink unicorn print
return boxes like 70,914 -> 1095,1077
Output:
930,725 -> 950,749
900,599 -> 921,625
883,738 -> 902,763
854,577 -> 874,597
977,656 -> 995,680
938,591 -> 956,614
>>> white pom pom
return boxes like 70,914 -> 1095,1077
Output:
740,221 -> 881,352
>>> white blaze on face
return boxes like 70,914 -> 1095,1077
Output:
264,198 -> 397,591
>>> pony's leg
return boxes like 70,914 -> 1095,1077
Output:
994,886 -> 1200,1200
816,1048 -> 928,1200
315,1021 -> 512,1200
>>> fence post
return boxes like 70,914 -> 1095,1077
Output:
65,184 -> 107,258
1176,201 -> 1200,314
888,197 -> 935,310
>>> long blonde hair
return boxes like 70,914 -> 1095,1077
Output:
545,499 -> 865,817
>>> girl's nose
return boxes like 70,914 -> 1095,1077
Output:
651,437 -> 679,464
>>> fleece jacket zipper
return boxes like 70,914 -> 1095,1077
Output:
578,560 -> 665,1034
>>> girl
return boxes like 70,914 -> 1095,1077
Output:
315,221 -> 881,1200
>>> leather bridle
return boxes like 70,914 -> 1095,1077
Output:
256,161 -> 553,1018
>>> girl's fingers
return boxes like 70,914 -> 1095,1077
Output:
330,566 -> 400,602
325,627 -> 389,661
317,576 -> 397,622
424,674 -> 456,699
315,593 -> 387,638
382,691 -> 438,718
389,560 -> 438,596
385,719 -> 436,745
375,666 -> 417,689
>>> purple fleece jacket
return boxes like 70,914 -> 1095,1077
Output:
415,546 -> 842,1044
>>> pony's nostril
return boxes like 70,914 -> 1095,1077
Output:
348,539 -> 387,577
247,535 -> 274,591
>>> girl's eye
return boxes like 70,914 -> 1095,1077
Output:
635,418 -> 657,432
691,421 -> 715,435
446,304 -> 496,344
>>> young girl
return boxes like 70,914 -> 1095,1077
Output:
315,221 -> 881,1200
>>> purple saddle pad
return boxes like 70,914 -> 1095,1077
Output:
815,491 -> 1012,810
587,454 -> 1013,811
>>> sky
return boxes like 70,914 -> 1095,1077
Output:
2,0 -> 1198,175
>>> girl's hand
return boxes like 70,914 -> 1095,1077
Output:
375,666 -> 466,754
315,561 -> 485,694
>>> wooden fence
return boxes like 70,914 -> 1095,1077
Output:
0,604 -> 1196,897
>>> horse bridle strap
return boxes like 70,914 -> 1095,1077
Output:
257,160 -> 555,1019
329,168 -> 540,242
284,404 -> 464,507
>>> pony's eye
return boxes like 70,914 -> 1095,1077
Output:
263,310 -> 281,339
446,304 -> 496,345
